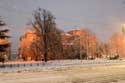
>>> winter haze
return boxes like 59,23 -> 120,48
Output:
0,0 -> 125,53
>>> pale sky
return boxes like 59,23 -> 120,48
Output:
0,0 -> 125,53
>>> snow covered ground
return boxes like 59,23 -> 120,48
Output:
0,62 -> 125,83
0,60 -> 125,83
0,60 -> 124,72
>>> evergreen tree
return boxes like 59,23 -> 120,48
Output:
0,17 -> 10,63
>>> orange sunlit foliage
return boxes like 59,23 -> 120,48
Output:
108,33 -> 125,58
68,29 -> 98,59
61,33 -> 75,59
18,31 -> 42,61
18,27 -> 125,60
61,29 -> 98,59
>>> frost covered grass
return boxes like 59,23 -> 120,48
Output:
1,61 -> 125,83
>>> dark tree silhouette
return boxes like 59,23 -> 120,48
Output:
0,17 -> 10,64
31,8 -> 63,62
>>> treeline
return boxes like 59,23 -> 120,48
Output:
18,8 -> 125,61
0,8 -> 124,62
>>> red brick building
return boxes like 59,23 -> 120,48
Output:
18,31 -> 42,61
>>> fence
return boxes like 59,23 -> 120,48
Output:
0,60 -> 124,72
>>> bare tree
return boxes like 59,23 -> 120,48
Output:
31,8 -> 63,62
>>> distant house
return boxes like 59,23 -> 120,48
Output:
61,33 -> 74,48
67,29 -> 98,59
19,28 -> 98,60
18,31 -> 42,61
61,29 -> 98,59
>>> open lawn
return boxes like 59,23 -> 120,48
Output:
0,63 -> 125,83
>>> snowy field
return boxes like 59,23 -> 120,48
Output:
0,60 -> 125,83
0,59 -> 124,72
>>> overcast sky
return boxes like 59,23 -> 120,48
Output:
0,0 -> 125,52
